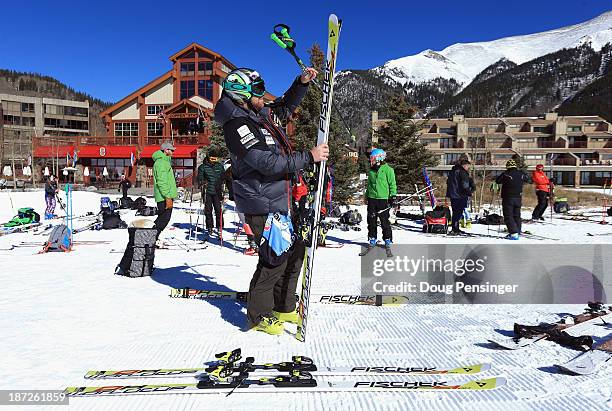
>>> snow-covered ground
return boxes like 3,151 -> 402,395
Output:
0,190 -> 611,410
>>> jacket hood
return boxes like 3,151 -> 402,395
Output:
452,163 -> 464,171
213,94 -> 268,126
152,150 -> 167,161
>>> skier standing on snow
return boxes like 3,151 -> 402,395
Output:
531,164 -> 551,221
197,154 -> 225,236
495,159 -> 531,240
446,159 -> 475,235
118,174 -> 131,198
44,174 -> 59,219
152,142 -> 177,238
214,67 -> 328,335
366,148 -> 397,250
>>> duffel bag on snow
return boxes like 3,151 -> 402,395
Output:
116,227 -> 157,277
478,213 -> 504,225
132,197 -> 147,210
136,205 -> 157,216
422,211 -> 448,234
339,209 -> 362,226
119,196 -> 134,209
41,224 -> 72,252
553,198 -> 569,213
102,212 -> 127,230
4,207 -> 40,227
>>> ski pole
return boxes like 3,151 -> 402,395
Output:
377,187 -> 436,215
271,23 -> 355,141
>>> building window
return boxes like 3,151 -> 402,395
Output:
468,127 -> 483,133
21,103 -> 35,113
180,80 -> 195,99
44,118 -> 88,130
147,105 -> 167,116
198,61 -> 213,73
439,127 -> 455,134
198,79 -> 213,100
3,114 -> 21,125
567,126 -> 582,132
524,155 -> 544,160
147,122 -> 163,136
445,153 -> 461,165
44,104 -> 61,115
180,62 -> 195,76
115,122 -> 139,137
534,126 -> 550,133
22,117 -> 35,127
63,106 -> 88,117
518,138 -> 534,142
439,138 -> 455,149
3,101 -> 21,112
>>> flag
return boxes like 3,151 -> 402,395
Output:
72,149 -> 78,167
130,151 -> 136,166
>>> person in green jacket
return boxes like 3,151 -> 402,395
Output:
366,148 -> 397,250
152,141 -> 178,237
197,154 -> 225,236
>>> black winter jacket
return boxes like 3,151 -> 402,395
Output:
45,180 -> 57,196
213,77 -> 313,216
446,164 -> 474,199
495,169 -> 531,199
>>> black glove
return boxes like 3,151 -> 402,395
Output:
389,196 -> 396,207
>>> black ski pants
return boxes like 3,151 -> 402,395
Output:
367,198 -> 393,241
204,192 -> 222,231
450,197 -> 468,232
154,200 -> 173,238
502,197 -> 522,235
245,214 -> 304,326
532,190 -> 549,220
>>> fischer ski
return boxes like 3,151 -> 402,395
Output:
296,14 -> 341,343
84,363 -> 491,380
168,288 -> 408,306
65,375 -> 505,396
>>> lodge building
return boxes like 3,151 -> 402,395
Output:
372,112 -> 612,187
32,43 -> 274,186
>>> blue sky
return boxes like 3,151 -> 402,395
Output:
0,1 -> 609,102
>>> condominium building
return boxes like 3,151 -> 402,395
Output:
371,111 -> 612,187
0,94 -> 89,165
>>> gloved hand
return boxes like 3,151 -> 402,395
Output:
165,198 -> 173,209
389,196 -> 396,207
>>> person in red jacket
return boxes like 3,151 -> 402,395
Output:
531,164 -> 551,220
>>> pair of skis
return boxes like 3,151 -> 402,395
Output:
65,348 -> 504,397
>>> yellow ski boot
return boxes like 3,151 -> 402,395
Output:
253,316 -> 284,335
273,309 -> 299,325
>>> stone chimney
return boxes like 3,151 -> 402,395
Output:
544,112 -> 558,121
452,114 -> 465,122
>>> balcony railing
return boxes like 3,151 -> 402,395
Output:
34,133 -> 210,150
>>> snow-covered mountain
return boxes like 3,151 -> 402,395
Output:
374,11 -> 612,88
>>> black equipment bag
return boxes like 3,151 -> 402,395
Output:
553,199 -> 569,214
478,213 -> 504,225
132,197 -> 147,210
119,196 -> 134,209
102,211 -> 127,230
136,206 -> 158,216
117,227 -> 157,278
339,209 -> 362,226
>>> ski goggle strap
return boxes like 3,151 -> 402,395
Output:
224,79 -> 266,97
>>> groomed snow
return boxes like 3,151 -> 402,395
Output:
0,190 -> 611,410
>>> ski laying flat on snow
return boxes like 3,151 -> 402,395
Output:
65,376 -> 505,396
555,338 -> 612,375
84,363 -> 490,380
169,288 -> 409,306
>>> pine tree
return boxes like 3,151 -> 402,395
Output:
375,95 -> 438,192
206,121 -> 228,158
291,44 -> 358,204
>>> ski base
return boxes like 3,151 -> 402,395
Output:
555,349 -> 612,375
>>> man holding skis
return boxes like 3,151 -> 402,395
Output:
495,159 -> 531,240
365,148 -> 397,252
214,67 -> 328,335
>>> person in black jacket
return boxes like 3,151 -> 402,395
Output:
197,155 -> 225,235
446,159 -> 475,235
214,67 -> 328,335
44,175 -> 59,219
118,174 -> 131,198
495,159 -> 531,240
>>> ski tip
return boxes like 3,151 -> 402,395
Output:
461,376 -> 506,390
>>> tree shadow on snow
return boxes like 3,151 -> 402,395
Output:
151,264 -> 246,330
